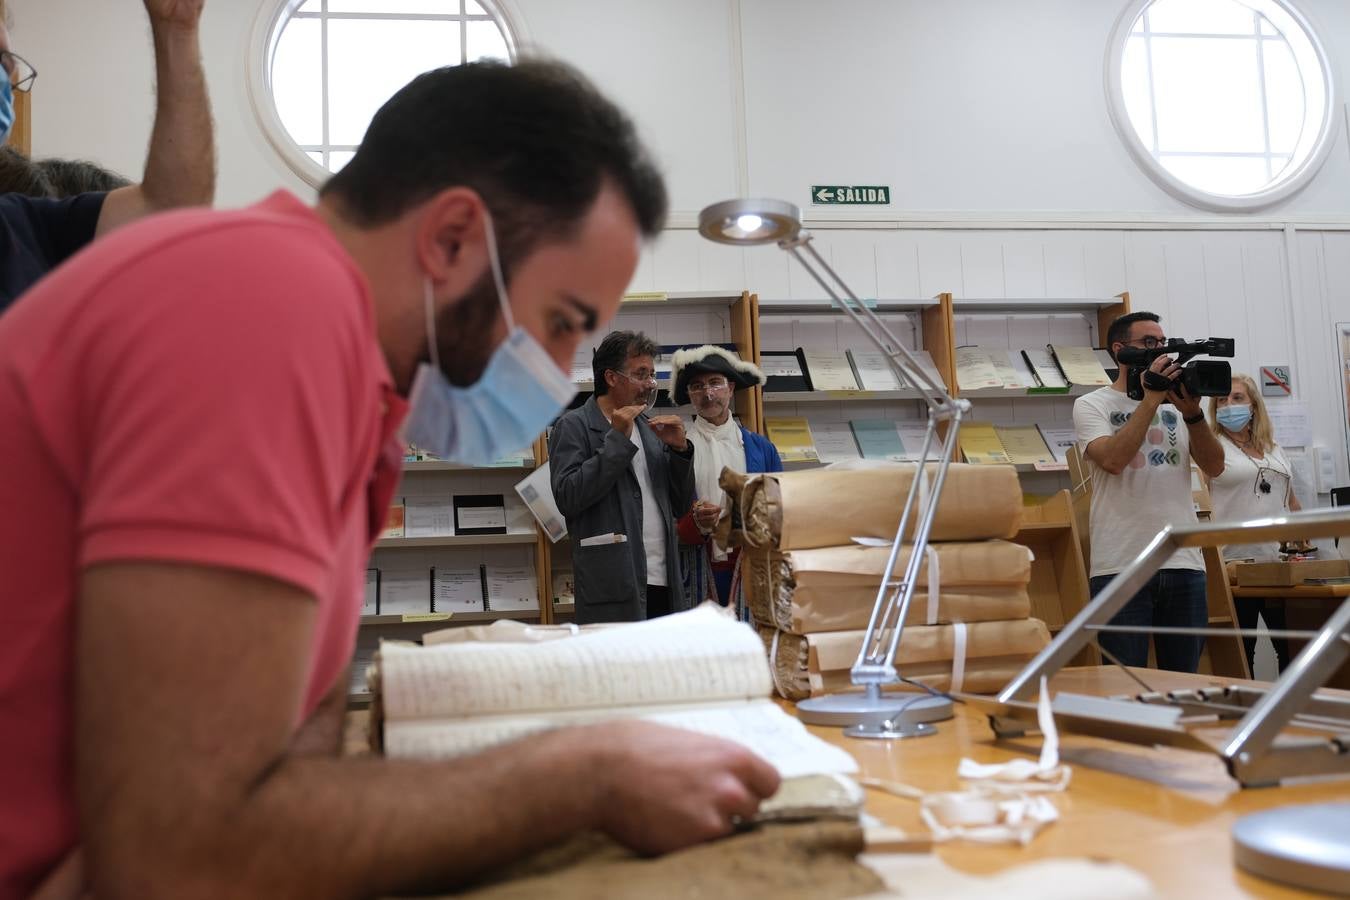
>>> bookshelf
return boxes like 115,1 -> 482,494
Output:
375,533 -> 537,549
540,289 -> 763,624
762,389 -> 926,403
348,288 -> 1135,704
754,294 -> 956,466
401,460 -> 535,472
947,292 -> 1131,485
350,436 -> 553,706
957,383 -> 1100,400
1013,491 -> 1098,667
359,609 -> 539,627
567,290 -> 763,432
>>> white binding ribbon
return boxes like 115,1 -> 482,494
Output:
863,677 -> 1071,847
950,621 -> 968,693
924,544 -> 941,625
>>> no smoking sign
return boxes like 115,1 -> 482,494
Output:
1260,365 -> 1292,397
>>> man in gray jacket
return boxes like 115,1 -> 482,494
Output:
550,330 -> 696,623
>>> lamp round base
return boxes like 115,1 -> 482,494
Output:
1232,803 -> 1350,894
844,719 -> 938,740
796,692 -> 954,738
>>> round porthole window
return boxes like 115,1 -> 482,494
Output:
249,0 -> 519,187
1105,0 -> 1338,211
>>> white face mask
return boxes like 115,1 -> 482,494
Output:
401,208 -> 576,465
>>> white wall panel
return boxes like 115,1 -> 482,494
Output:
876,234 -> 924,299
958,236 -> 1006,299
649,231 -> 704,294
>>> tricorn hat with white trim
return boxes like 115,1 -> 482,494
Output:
669,345 -> 767,406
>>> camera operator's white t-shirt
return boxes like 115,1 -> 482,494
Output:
1073,386 -> 1204,578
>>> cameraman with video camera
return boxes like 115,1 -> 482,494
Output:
1073,312 -> 1226,673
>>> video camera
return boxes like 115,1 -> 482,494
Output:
1117,337 -> 1235,402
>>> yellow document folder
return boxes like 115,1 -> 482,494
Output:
994,424 -> 1055,464
1049,345 -> 1111,386
765,417 -> 819,462
959,422 -> 1012,465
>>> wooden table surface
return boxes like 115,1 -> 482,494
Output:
821,666 -> 1350,898
347,667 -> 1350,897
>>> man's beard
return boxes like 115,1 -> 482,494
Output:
434,270 -> 501,387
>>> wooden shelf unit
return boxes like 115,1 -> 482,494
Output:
400,460 -> 534,472
751,294 -> 956,433
359,609 -> 539,628
1013,490 -> 1098,667
566,291 -> 764,434
374,533 -> 537,549
353,438 -> 555,706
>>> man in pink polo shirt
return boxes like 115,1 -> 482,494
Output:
0,60 -> 777,899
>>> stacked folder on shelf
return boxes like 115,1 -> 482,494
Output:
954,344 -> 1111,394
761,346 -> 947,394
762,418 -> 940,466
957,422 -> 1079,468
719,464 -> 1049,700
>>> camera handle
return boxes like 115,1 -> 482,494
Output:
1140,369 -> 1173,392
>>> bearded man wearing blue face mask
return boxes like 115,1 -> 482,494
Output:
0,60 -> 781,898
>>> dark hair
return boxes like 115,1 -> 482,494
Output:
320,58 -> 667,272
592,330 -> 658,397
36,158 -> 132,197
1105,311 -> 1161,362
0,147 -> 55,198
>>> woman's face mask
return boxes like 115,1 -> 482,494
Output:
1216,403 -> 1252,432
0,66 -> 15,145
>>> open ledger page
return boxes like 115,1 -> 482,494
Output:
379,604 -> 773,720
383,697 -> 859,779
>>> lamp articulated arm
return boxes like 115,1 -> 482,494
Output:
699,198 -> 966,735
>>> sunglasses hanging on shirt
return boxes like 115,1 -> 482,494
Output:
1252,463 -> 1291,497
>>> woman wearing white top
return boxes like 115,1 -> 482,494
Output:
1206,373 -> 1301,675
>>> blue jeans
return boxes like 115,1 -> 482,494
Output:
1088,569 -> 1207,673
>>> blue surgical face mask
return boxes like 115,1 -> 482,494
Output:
0,66 -> 14,145
402,209 -> 576,465
1217,404 -> 1252,431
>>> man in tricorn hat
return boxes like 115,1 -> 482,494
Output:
669,346 -> 782,607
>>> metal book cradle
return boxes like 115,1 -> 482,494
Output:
963,507 -> 1350,789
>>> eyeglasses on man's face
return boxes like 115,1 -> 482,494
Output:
614,368 -> 657,386
687,378 -> 730,396
0,51 -> 37,93
1123,335 -> 1170,350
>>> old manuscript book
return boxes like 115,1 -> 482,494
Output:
760,618 -> 1052,700
372,604 -> 857,780
721,463 -> 1023,551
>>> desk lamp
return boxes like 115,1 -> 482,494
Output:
698,199 -> 970,739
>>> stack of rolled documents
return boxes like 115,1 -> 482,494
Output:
721,463 -> 1049,700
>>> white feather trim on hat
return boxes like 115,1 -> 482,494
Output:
668,345 -> 767,404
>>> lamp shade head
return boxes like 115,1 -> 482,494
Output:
698,198 -> 802,245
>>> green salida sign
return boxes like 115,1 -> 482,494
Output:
811,185 -> 891,205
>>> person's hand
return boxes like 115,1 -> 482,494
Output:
647,414 -> 688,451
144,0 -> 205,30
1167,380 -> 1203,419
610,404 -> 647,438
1141,354 -> 1180,403
693,501 -> 721,533
584,721 -> 781,856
